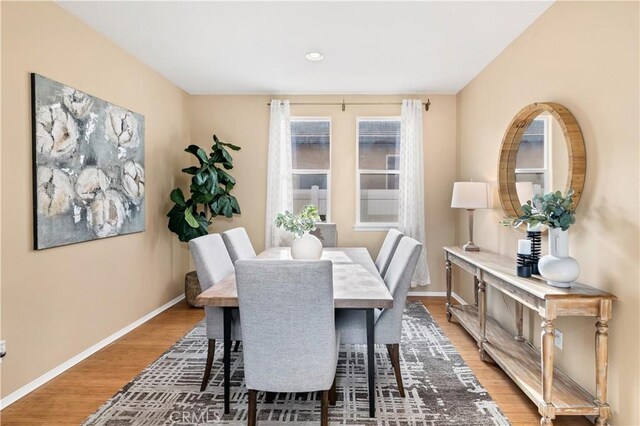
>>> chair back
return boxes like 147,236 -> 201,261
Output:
310,223 -> 337,247
375,229 -> 403,277
189,234 -> 239,340
376,236 -> 422,340
188,234 -> 234,291
222,227 -> 257,263
236,259 -> 337,393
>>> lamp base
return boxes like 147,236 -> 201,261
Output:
463,242 -> 480,252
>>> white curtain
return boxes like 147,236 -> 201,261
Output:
265,100 -> 293,248
399,99 -> 430,286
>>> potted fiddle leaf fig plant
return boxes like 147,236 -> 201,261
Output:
167,135 -> 241,242
167,134 -> 241,306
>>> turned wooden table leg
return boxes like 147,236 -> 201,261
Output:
540,315 -> 556,425
515,301 -> 525,342
478,279 -> 488,361
445,258 -> 452,321
595,300 -> 612,426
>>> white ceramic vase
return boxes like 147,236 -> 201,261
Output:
291,231 -> 323,260
538,227 -> 580,288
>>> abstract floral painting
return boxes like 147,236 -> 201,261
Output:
31,74 -> 145,249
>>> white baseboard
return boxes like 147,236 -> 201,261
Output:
0,294 -> 185,410
407,290 -> 467,305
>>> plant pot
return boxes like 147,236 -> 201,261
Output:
538,228 -> 580,288
185,271 -> 203,308
291,232 -> 323,260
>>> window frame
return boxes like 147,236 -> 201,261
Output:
354,116 -> 401,231
290,116 -> 332,222
514,115 -> 551,195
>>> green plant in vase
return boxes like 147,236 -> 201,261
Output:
167,135 -> 241,242
275,205 -> 323,259
501,189 -> 576,231
501,189 -> 579,288
275,205 -> 320,237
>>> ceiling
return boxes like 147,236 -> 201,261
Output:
58,1 -> 553,95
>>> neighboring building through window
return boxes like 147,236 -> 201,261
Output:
291,118 -> 331,221
356,117 -> 401,228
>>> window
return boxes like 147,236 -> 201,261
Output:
515,116 -> 550,199
291,118 -> 331,221
356,118 -> 401,229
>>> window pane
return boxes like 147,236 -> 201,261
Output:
293,173 -> 328,221
292,120 -> 330,170
515,172 -> 545,198
516,119 -> 545,169
358,120 -> 401,170
359,173 -> 398,223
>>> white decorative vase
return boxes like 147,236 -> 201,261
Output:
538,228 -> 580,288
291,231 -> 323,260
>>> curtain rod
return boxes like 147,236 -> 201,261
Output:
266,98 -> 431,112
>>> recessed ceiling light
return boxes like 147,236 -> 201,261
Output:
305,52 -> 324,62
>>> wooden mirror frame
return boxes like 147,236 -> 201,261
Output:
498,102 -> 586,218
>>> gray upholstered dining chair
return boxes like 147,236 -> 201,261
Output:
310,223 -> 337,247
236,259 -> 339,426
335,236 -> 422,397
189,233 -> 243,391
222,227 -> 257,264
374,228 -> 404,277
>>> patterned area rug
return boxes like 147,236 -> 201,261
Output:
84,302 -> 509,425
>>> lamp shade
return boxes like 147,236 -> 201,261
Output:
451,182 -> 489,209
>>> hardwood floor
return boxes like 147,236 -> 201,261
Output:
1,301 -> 204,425
1,297 -> 590,425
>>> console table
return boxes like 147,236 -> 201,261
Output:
444,246 -> 617,425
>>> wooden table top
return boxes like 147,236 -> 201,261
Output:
196,247 -> 394,309
444,246 -> 617,301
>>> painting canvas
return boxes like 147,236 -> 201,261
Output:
31,74 -> 145,249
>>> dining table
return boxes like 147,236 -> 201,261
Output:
195,246 -> 394,418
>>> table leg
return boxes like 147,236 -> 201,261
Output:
515,301 -> 525,342
540,316 -> 556,425
223,307 -> 231,415
595,300 -> 612,425
366,309 -> 376,418
478,279 -> 488,361
445,258 -> 452,321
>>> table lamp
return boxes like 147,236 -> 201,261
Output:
451,182 -> 489,251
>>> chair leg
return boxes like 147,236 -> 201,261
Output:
200,339 -> 215,391
329,376 -> 337,406
247,389 -> 257,426
387,344 -> 405,397
386,344 -> 395,367
320,390 -> 329,426
234,341 -> 241,352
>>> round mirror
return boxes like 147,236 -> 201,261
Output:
498,102 -> 586,219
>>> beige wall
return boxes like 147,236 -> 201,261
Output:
456,1 -> 639,423
4,0 -> 637,420
1,2 -> 191,398
190,94 -> 457,292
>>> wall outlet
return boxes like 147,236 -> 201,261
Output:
554,329 -> 563,350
